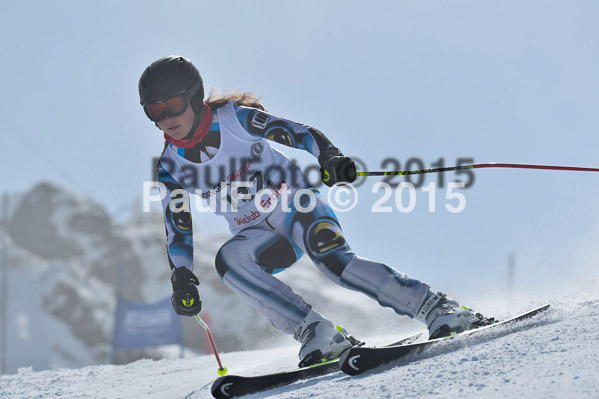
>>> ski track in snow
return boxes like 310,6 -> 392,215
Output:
1,296 -> 598,399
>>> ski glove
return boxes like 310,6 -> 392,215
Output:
319,148 -> 357,187
171,267 -> 202,316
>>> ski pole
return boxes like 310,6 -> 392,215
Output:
356,162 -> 599,177
194,314 -> 228,376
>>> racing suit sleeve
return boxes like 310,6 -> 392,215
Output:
158,162 -> 194,272
234,105 -> 341,162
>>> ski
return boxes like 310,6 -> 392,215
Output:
210,332 -> 423,398
339,303 -> 551,376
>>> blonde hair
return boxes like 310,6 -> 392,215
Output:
205,89 -> 266,111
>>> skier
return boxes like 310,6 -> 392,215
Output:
139,55 -> 491,366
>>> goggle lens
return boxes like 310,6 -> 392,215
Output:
143,95 -> 189,122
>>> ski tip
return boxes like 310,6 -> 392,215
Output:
338,346 -> 367,376
339,347 -> 350,365
211,376 -> 230,399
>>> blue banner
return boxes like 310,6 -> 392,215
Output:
113,296 -> 182,350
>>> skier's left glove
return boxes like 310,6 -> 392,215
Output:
171,267 -> 202,316
319,148 -> 357,187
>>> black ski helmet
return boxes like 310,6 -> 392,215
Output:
138,56 -> 204,112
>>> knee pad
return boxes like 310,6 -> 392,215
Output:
306,219 -> 347,257
256,236 -> 300,274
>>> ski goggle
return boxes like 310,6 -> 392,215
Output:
143,94 -> 190,122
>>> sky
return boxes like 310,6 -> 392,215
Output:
1,1 -> 598,297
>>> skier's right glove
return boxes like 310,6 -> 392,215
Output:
171,267 -> 202,316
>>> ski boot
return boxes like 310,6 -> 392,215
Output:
293,309 -> 361,367
416,291 -> 494,339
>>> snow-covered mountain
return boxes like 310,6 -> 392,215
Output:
1,181 -> 420,374
1,292 -> 597,398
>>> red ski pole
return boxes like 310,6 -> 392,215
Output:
356,162 -> 599,177
195,314 -> 228,376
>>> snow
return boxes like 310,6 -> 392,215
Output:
2,183 -> 598,397
1,293 -> 597,399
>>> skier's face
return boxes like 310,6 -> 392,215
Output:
156,103 -> 196,140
